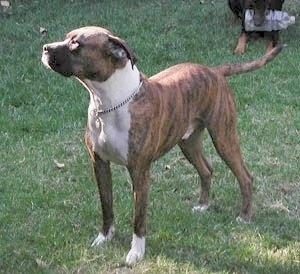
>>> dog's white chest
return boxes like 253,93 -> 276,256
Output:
88,102 -> 130,165
82,61 -> 141,165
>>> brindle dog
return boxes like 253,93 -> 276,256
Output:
42,26 -> 283,265
228,0 -> 285,54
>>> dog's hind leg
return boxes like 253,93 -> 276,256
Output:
179,128 -> 213,212
207,119 -> 253,222
266,31 -> 280,53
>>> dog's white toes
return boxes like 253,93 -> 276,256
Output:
91,226 -> 115,247
125,234 -> 145,266
125,250 -> 143,266
192,203 -> 210,212
91,232 -> 106,247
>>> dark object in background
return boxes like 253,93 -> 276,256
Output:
228,0 -> 285,54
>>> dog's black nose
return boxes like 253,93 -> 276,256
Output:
43,44 -> 49,52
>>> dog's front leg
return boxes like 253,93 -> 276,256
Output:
125,166 -> 150,265
90,153 -> 115,246
234,31 -> 248,54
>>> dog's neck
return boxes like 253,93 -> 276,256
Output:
79,61 -> 141,112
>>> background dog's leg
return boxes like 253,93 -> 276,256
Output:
208,122 -> 253,222
179,128 -> 213,212
266,31 -> 279,53
126,167 -> 150,265
234,32 -> 248,54
90,154 -> 115,246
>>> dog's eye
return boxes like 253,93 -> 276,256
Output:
69,39 -> 80,52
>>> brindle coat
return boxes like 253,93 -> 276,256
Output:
42,26 -> 283,265
228,0 -> 285,54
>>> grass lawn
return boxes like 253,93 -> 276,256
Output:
0,0 -> 299,273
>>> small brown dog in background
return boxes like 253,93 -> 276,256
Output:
228,0 -> 285,54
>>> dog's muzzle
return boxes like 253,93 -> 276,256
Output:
42,41 -> 73,77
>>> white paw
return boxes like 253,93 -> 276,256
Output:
125,234 -> 145,266
192,203 -> 210,212
91,226 -> 115,247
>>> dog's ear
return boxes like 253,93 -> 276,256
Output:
107,35 -> 137,69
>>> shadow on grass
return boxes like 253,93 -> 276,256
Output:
144,208 -> 300,273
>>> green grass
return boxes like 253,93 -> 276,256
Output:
1,0 -> 299,273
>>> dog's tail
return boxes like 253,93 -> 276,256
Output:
213,45 -> 285,77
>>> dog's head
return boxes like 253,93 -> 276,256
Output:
42,26 -> 136,81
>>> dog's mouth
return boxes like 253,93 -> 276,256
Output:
42,55 -> 73,77
41,50 -> 51,68
41,51 -> 60,69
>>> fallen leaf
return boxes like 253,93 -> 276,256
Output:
36,258 -> 48,268
54,159 -> 65,169
39,27 -> 47,37
0,0 -> 10,7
